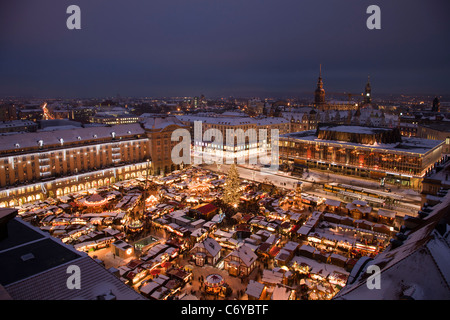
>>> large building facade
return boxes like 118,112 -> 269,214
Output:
0,117 -> 187,207
176,114 -> 289,164
418,123 -> 450,155
0,124 -> 149,207
280,125 -> 445,189
141,115 -> 189,175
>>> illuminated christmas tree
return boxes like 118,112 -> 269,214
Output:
222,163 -> 241,207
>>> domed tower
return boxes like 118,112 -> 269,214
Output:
364,76 -> 372,105
314,64 -> 326,108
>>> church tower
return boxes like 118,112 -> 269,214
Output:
314,64 -> 326,109
364,76 -> 372,105
432,96 -> 440,113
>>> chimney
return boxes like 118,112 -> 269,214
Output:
0,208 -> 18,241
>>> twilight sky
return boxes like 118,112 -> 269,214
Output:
0,0 -> 449,98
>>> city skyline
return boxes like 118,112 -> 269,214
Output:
1,0 -> 450,98
0,1 -> 449,304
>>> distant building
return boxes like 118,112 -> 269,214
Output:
421,156 -> 450,205
282,108 -> 318,132
431,96 -> 440,113
70,106 -> 96,123
314,65 -> 326,109
0,120 -> 37,134
90,113 -> 140,125
18,106 -> 42,122
399,122 -> 418,137
176,114 -> 289,164
0,104 -> 17,121
418,123 -> 450,155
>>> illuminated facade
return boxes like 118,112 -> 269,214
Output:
176,114 -> 288,163
280,125 -> 445,189
0,124 -> 148,188
141,115 -> 189,175
0,118 -> 187,207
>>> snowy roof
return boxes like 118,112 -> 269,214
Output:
299,244 -> 316,254
228,244 -> 257,267
261,269 -> 284,284
0,123 -> 144,152
271,285 -> 293,300
319,125 -> 391,135
325,199 -> 341,207
377,209 -> 396,219
245,280 -> 266,298
283,241 -> 300,252
176,114 -> 255,126
193,237 -> 221,257
141,115 -> 185,131
140,281 -> 160,295
282,130 -> 444,155
254,117 -> 289,126
0,120 -> 37,129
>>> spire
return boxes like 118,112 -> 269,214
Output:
317,64 -> 324,88
314,64 -> 325,107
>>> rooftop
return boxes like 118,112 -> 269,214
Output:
0,210 -> 145,299
282,129 -> 444,155
141,115 -> 185,131
420,122 -> 450,133
0,123 -> 145,153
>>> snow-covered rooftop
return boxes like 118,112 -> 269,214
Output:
141,115 -> 185,130
245,280 -> 266,298
228,244 -> 257,267
193,237 -> 221,257
282,130 -> 444,155
0,123 -> 145,152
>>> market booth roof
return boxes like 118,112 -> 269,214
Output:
150,269 -> 161,276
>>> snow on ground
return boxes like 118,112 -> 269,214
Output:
204,163 -> 421,216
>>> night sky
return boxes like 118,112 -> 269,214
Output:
1,0 -> 449,98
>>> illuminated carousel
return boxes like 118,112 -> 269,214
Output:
204,274 -> 226,295
126,218 -> 144,233
79,193 -> 108,212
125,206 -> 144,233
84,193 -> 107,206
